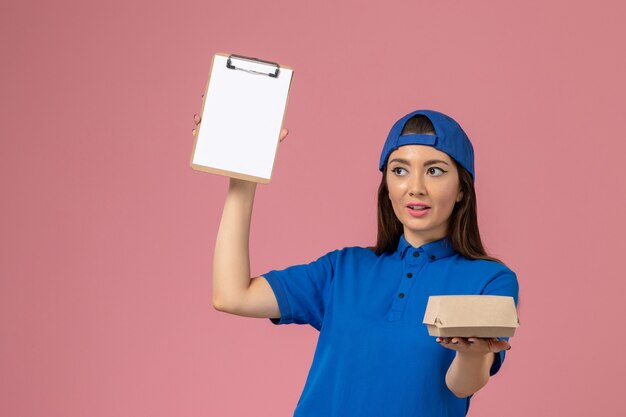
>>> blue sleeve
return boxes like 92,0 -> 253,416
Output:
261,249 -> 338,331
480,267 -> 519,376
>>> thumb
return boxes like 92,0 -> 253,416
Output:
279,128 -> 289,142
489,338 -> 511,352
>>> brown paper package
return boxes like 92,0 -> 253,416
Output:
422,295 -> 519,338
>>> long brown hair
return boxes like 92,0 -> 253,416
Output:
368,115 -> 504,264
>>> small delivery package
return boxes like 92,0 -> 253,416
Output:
422,295 -> 519,338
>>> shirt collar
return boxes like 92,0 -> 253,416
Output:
396,233 -> 457,262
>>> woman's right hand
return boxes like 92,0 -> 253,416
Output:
192,113 -> 289,143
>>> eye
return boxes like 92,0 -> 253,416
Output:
428,167 -> 446,176
391,167 -> 407,175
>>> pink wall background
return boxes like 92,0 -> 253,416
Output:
2,0 -> 625,416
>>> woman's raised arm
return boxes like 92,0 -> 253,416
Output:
212,178 -> 282,320
206,117 -> 289,318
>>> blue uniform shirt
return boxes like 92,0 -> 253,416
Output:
262,233 -> 519,417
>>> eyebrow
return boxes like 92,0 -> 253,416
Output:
389,158 -> 449,166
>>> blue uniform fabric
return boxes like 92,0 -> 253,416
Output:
262,233 -> 519,417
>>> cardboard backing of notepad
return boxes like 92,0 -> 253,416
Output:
423,295 -> 519,338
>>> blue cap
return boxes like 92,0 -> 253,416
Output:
378,109 -> 475,183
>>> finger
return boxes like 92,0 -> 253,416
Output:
493,339 -> 511,352
451,337 -> 471,348
193,113 -> 201,125
192,128 -> 196,136
279,128 -> 289,142
485,338 -> 511,352
438,337 -> 467,351
436,337 -> 454,349
467,337 -> 495,351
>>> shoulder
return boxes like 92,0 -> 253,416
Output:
319,244 -> 377,257
454,257 -> 519,302
334,245 -> 380,261
449,255 -> 519,291
453,255 -> 517,278
316,245 -> 381,271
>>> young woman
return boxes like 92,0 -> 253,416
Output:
200,109 -> 519,417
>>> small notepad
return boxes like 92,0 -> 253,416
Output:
190,53 -> 294,183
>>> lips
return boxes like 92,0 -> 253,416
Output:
407,206 -> 430,217
406,202 -> 431,210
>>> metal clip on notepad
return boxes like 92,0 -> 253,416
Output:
226,54 -> 281,78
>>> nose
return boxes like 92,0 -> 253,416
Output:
408,173 -> 427,196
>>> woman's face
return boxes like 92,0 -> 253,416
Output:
386,145 -> 463,247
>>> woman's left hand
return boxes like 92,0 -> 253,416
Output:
436,337 -> 511,354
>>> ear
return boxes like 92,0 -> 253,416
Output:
456,190 -> 463,202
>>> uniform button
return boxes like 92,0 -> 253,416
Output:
398,293 -> 405,298
413,251 -> 419,257
407,272 -> 413,278
430,254 -> 436,261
